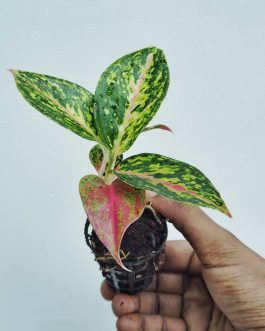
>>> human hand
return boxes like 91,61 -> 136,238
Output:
101,195 -> 265,330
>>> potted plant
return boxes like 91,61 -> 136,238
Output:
10,46 -> 231,295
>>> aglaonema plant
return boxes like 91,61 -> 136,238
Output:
10,46 -> 231,292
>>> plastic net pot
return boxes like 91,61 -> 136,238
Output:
84,206 -> 168,294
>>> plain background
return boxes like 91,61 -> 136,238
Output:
1,1 -> 265,330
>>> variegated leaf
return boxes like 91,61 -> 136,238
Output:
115,153 -> 231,216
143,124 -> 173,133
89,144 -> 123,173
94,47 -> 169,155
79,175 -> 146,270
10,70 -> 98,140
89,144 -> 105,172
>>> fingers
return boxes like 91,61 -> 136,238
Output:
116,313 -> 184,331
151,195 -> 241,268
101,280 -> 115,300
112,291 -> 182,318
146,272 -> 184,294
182,275 -> 213,330
116,313 -> 186,331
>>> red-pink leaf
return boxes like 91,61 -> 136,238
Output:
79,175 -> 146,270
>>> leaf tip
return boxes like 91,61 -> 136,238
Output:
160,124 -> 174,134
113,249 -> 132,272
223,205 -> 232,218
226,210 -> 233,218
120,261 -> 132,272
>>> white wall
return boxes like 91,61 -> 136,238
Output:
1,1 -> 265,330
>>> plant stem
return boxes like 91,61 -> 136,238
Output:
104,153 -> 117,185
98,147 -> 109,178
104,153 -> 116,185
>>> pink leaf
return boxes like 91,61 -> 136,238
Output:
79,175 -> 146,270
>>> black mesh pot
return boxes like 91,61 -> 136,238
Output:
84,206 -> 168,294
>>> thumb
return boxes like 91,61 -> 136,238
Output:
151,195 -> 242,267
150,195 -> 265,330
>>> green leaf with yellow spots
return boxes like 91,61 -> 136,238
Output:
10,70 -> 98,140
89,144 -> 123,173
94,47 -> 169,155
89,144 -> 106,172
115,153 -> 231,217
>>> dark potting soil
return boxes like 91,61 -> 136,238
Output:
86,206 -> 168,270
